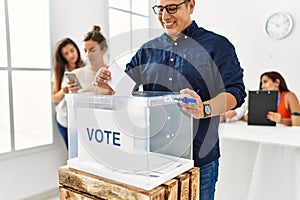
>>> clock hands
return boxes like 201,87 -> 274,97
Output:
265,12 -> 293,39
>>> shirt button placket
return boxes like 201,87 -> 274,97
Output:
168,57 -> 174,84
168,41 -> 178,88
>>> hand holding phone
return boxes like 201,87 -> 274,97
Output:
65,72 -> 82,90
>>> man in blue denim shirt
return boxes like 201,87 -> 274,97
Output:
95,0 -> 246,199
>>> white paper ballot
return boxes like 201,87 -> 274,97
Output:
108,61 -> 136,96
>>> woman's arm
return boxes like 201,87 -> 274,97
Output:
268,92 -> 300,126
286,92 -> 300,113
52,81 -> 68,105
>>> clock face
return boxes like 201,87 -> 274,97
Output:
265,12 -> 293,40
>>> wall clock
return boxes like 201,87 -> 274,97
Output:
265,12 -> 294,40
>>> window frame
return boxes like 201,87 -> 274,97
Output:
0,0 -> 55,160
108,0 -> 150,66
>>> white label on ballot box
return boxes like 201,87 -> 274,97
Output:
76,107 -> 148,172
77,107 -> 137,151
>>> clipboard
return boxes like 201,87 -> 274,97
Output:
248,90 -> 278,126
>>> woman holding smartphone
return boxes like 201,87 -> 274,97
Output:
52,38 -> 84,149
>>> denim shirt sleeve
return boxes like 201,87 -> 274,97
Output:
212,36 -> 246,108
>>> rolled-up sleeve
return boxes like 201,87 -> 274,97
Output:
213,37 -> 247,108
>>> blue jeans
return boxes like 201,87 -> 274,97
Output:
200,159 -> 219,200
56,121 -> 68,149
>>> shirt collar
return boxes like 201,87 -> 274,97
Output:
182,20 -> 198,36
162,21 -> 198,42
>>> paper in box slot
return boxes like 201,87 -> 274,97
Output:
107,61 -> 136,96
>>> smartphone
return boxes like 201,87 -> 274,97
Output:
65,72 -> 82,89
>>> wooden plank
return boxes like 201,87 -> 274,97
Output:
175,173 -> 190,200
60,186 -> 102,200
162,179 -> 178,200
187,167 -> 200,200
59,166 -> 165,200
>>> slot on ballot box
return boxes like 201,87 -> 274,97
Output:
65,92 -> 194,190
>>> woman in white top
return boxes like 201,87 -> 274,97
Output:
72,25 -> 110,94
52,38 -> 84,149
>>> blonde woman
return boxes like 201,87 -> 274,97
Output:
72,25 -> 109,93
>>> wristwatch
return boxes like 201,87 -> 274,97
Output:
203,103 -> 212,118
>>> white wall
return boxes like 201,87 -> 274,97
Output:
0,138 -> 67,199
148,0 -> 300,97
50,0 -> 109,58
192,0 -> 300,98
0,1 -> 109,199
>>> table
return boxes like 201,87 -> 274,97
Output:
215,121 -> 300,200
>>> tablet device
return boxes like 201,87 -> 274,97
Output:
65,72 -> 82,89
248,90 -> 278,126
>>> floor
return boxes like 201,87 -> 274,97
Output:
25,189 -> 60,200
44,196 -> 59,200
43,190 -> 59,200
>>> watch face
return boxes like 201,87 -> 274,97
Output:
204,104 -> 211,115
265,12 -> 293,40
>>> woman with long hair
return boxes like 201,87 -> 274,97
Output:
259,71 -> 300,126
52,38 -> 84,148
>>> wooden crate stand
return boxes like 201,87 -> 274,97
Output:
59,166 -> 199,200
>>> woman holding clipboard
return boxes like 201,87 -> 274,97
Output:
259,71 -> 300,126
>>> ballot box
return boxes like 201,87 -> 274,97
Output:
65,92 -> 194,190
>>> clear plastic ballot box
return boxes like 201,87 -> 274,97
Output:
65,92 -> 194,190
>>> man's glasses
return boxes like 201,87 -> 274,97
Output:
152,0 -> 190,15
